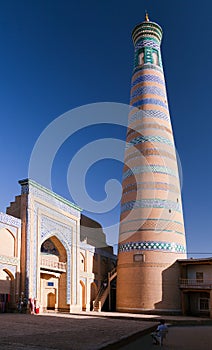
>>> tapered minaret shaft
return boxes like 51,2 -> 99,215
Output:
116,14 -> 187,313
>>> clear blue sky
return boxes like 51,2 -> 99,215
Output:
0,0 -> 211,257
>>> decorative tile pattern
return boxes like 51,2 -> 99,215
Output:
133,63 -> 163,74
119,218 -> 184,235
116,18 -> 186,311
126,135 -> 174,148
131,86 -> 165,99
131,74 -> 164,87
122,181 -> 179,194
124,148 -> 176,162
19,179 -> 81,216
120,228 -> 184,235
120,217 -> 183,227
135,39 -> 160,51
121,199 -> 181,213
40,216 -> 72,246
127,123 -> 171,137
118,241 -> 186,253
0,212 -> 21,228
20,179 -> 80,305
129,109 -> 170,124
0,255 -> 20,265
131,98 -> 168,109
122,165 -> 177,181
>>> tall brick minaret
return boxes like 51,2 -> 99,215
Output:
116,13 -> 187,313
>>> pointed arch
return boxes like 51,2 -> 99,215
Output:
3,269 -> 14,280
0,228 -> 15,257
79,280 -> 86,311
90,282 -> 98,310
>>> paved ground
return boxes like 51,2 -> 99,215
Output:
0,312 -> 211,349
120,326 -> 212,349
0,313 -> 156,350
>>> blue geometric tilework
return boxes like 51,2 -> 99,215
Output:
125,147 -> 175,162
0,255 -> 20,266
122,185 -> 178,196
129,109 -> 170,124
135,39 -> 160,51
123,182 -> 179,194
120,228 -> 184,235
133,64 -> 163,74
121,199 -> 181,213
0,212 -> 21,228
25,180 -> 80,305
118,241 -> 186,254
122,165 -> 177,180
132,74 -> 164,87
120,217 -> 183,227
132,98 -> 168,109
131,86 -> 165,99
127,125 -> 172,140
126,135 -> 174,148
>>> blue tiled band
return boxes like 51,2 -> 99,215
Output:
131,74 -> 164,87
122,165 -> 177,180
126,135 -> 174,148
118,241 -> 186,253
128,109 -> 170,124
121,199 -> 181,213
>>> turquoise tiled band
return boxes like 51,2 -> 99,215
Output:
119,241 -> 186,253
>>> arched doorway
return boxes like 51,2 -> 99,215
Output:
0,269 -> 14,312
47,292 -> 56,310
90,282 -> 98,310
40,236 -> 67,312
0,228 -> 15,257
79,280 -> 86,311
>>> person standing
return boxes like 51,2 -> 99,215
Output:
151,319 -> 168,345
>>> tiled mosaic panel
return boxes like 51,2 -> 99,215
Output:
0,212 -> 21,227
122,165 -> 177,181
119,241 -> 186,253
121,198 -> 181,214
126,135 -> 174,148
128,109 -> 170,124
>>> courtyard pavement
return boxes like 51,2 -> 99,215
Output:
0,311 -> 211,349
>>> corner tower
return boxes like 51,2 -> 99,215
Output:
116,14 -> 187,313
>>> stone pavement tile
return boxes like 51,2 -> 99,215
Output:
0,314 -> 156,350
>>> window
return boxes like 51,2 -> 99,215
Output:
133,253 -> 145,262
80,252 -> 86,272
199,298 -> 209,311
139,52 -> 144,65
196,272 -> 203,283
47,282 -> 54,287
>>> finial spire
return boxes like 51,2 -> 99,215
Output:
145,10 -> 149,22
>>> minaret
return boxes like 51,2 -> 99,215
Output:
116,13 -> 187,313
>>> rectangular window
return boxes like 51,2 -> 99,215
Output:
196,272 -> 203,283
133,254 -> 145,262
47,282 -> 54,287
199,298 -> 209,311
